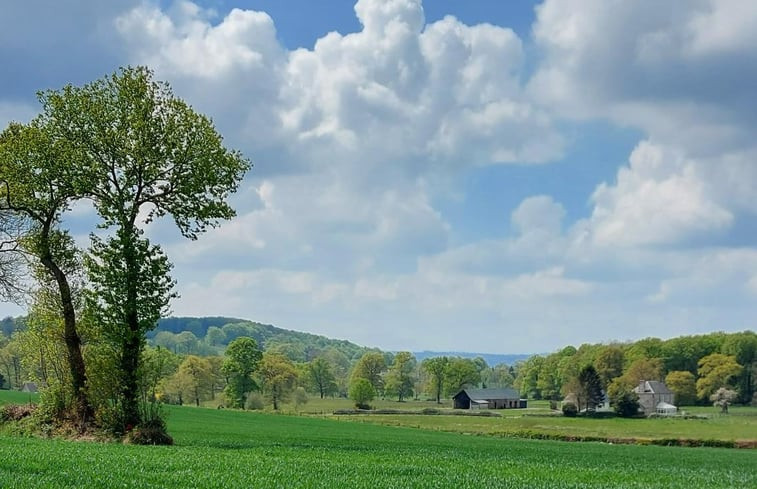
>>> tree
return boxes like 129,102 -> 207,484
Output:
351,352 -> 387,395
444,358 -> 481,397
594,345 -> 625,388
623,357 -> 664,385
384,352 -> 415,402
710,387 -> 738,414
204,327 -> 227,347
175,355 -> 212,407
307,357 -> 337,399
259,353 -> 298,410
665,371 -> 697,406
581,366 -> 604,412
349,378 -> 375,409
696,353 -> 742,400
0,122 -> 92,423
39,66 -> 249,428
222,337 -> 262,409
613,389 -> 640,418
422,356 -> 448,404
293,386 -> 308,411
722,332 -> 757,404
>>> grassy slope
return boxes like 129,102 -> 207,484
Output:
1,392 -> 756,488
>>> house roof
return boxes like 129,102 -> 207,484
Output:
634,380 -> 673,395
454,388 -> 520,400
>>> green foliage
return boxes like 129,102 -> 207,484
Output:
422,356 -> 448,403
259,353 -> 298,410
443,357 -> 481,397
349,378 -> 376,409
562,402 -> 578,417
351,352 -> 387,395
578,365 -> 604,412
384,351 -> 415,401
665,370 -> 697,406
696,353 -> 742,400
222,337 -> 262,409
307,357 -> 338,399
613,390 -> 641,418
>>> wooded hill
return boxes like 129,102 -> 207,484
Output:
147,317 -> 377,362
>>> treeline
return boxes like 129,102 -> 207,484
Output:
515,331 -> 756,406
2,313 -> 754,409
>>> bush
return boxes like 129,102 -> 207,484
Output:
614,391 -> 641,418
562,402 -> 578,417
245,392 -> 265,410
349,378 -> 376,409
124,416 -> 173,446
0,404 -> 37,423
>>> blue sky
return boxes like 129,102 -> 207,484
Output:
2,0 -> 757,353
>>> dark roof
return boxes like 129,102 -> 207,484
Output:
635,380 -> 672,395
454,388 -> 520,400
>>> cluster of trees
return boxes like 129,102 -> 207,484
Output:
0,67 -> 248,436
148,318 -> 374,361
515,332 -> 757,410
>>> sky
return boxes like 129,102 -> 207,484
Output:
2,0 -> 757,354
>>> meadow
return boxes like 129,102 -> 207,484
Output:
2,391 -> 757,488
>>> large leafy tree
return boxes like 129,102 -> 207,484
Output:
307,357 -> 338,399
259,353 -> 298,410
422,356 -> 448,404
0,122 -> 92,422
351,352 -> 387,395
696,353 -> 742,400
443,358 -> 481,397
38,66 -> 249,427
384,351 -> 415,402
222,337 -> 262,409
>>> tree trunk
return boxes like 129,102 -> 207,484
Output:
119,227 -> 143,429
40,252 -> 92,425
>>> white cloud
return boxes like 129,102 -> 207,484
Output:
585,141 -> 733,247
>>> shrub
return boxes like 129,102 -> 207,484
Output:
125,416 -> 173,446
562,402 -> 578,417
245,392 -> 265,410
349,378 -> 376,409
0,404 -> 37,423
613,390 -> 641,418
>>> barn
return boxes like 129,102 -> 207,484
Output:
453,388 -> 526,410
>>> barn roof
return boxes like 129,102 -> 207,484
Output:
454,388 -> 520,400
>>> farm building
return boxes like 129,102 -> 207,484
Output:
453,388 -> 526,410
633,380 -> 676,415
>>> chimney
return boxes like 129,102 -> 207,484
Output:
639,380 -> 646,392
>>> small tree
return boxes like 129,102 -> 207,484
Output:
294,386 -> 308,411
710,387 -> 738,414
578,365 -> 604,412
349,378 -> 376,409
613,390 -> 640,418
562,402 -> 578,417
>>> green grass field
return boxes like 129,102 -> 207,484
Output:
338,408 -> 757,443
1,391 -> 757,488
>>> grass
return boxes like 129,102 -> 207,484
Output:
1,390 -> 756,488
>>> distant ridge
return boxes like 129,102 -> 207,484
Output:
412,351 -> 532,366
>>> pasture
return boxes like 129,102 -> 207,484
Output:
2,391 -> 757,488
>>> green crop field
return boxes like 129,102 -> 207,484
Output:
2,391 -> 756,488
339,408 -> 757,443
